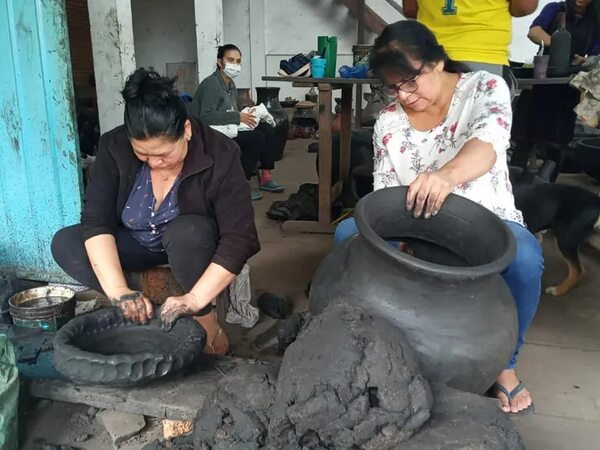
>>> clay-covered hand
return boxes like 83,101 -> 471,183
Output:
111,290 -> 153,324
406,169 -> 457,219
159,293 -> 201,332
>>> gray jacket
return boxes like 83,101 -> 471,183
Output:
192,70 -> 241,126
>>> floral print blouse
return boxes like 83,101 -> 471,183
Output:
373,71 -> 523,224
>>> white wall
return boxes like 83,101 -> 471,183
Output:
510,0 -> 553,63
224,0 -> 377,101
131,0 -> 197,75
88,0 -> 136,133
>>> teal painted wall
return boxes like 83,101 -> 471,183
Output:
0,0 -> 82,281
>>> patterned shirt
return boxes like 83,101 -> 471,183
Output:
122,163 -> 181,250
373,70 -> 523,224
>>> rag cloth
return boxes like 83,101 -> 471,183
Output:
218,264 -> 259,328
570,64 -> 600,128
210,103 -> 276,138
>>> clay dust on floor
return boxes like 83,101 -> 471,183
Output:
19,141 -> 600,449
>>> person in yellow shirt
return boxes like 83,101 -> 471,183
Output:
403,1 -> 539,75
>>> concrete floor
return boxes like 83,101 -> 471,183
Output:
23,139 -> 600,449
249,141 -> 600,450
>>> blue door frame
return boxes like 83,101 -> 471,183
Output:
0,0 -> 82,281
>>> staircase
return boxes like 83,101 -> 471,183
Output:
338,0 -> 404,35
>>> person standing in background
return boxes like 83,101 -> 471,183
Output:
402,0 -> 540,76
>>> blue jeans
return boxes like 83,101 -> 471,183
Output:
334,218 -> 543,370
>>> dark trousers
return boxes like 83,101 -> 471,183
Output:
51,215 -> 218,315
234,122 -> 276,179
510,85 -> 579,178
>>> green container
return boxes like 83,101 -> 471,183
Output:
317,36 -> 338,78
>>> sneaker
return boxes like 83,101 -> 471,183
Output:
278,54 -> 312,77
259,180 -> 285,193
251,190 -> 264,201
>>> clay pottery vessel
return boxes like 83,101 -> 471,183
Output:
237,88 -> 255,110
309,186 -> 518,394
54,308 -> 206,386
256,87 -> 289,160
576,137 -> 600,181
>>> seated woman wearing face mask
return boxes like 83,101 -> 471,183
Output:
192,44 -> 284,201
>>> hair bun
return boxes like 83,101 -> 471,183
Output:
122,68 -> 176,104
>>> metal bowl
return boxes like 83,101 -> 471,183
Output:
9,286 -> 76,330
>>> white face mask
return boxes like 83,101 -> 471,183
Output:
223,63 -> 242,78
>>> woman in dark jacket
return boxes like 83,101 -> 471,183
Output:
51,69 -> 260,354
192,44 -> 284,201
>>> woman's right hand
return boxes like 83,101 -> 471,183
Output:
109,289 -> 154,324
240,112 -> 258,128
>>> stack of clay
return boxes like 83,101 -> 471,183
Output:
146,303 -> 523,450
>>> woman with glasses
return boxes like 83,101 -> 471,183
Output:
334,20 -> 542,415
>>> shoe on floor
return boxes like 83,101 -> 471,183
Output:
260,180 -> 285,193
251,190 -> 264,201
278,54 -> 311,77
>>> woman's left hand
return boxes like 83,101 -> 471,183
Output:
159,293 -> 202,331
406,170 -> 457,219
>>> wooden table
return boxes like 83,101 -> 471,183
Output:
262,76 -> 380,233
516,76 -> 572,89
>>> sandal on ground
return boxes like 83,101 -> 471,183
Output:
193,315 -> 230,356
495,382 -> 535,416
260,180 -> 285,193
204,325 -> 229,356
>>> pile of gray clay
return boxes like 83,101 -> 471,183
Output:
144,303 -> 524,450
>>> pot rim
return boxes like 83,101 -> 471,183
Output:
355,187 -> 517,280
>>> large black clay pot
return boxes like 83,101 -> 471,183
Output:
256,87 -> 289,161
54,308 -> 206,386
576,137 -> 600,181
309,187 -> 518,394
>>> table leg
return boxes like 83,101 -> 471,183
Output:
282,84 -> 335,234
340,85 -> 353,184
317,84 -> 333,226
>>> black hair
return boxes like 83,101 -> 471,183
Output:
566,0 -> 600,28
121,68 -> 188,141
217,44 -> 242,59
370,20 -> 470,81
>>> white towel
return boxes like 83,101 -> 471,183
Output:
209,103 -> 276,138
238,103 -> 277,132
209,124 -> 238,138
221,264 -> 260,328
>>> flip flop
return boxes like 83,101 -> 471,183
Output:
494,382 -> 535,416
260,180 -> 285,193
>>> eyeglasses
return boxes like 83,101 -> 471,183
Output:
384,64 -> 425,97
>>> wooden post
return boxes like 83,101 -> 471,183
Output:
318,84 -> 334,225
355,0 -> 366,127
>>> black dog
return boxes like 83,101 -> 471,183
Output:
514,183 -> 600,296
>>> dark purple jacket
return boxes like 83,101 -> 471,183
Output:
81,117 -> 259,274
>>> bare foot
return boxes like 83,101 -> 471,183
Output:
495,369 -> 533,413
193,311 -> 229,355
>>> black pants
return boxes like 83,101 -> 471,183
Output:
510,85 -> 579,176
51,215 -> 218,315
234,122 -> 276,179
